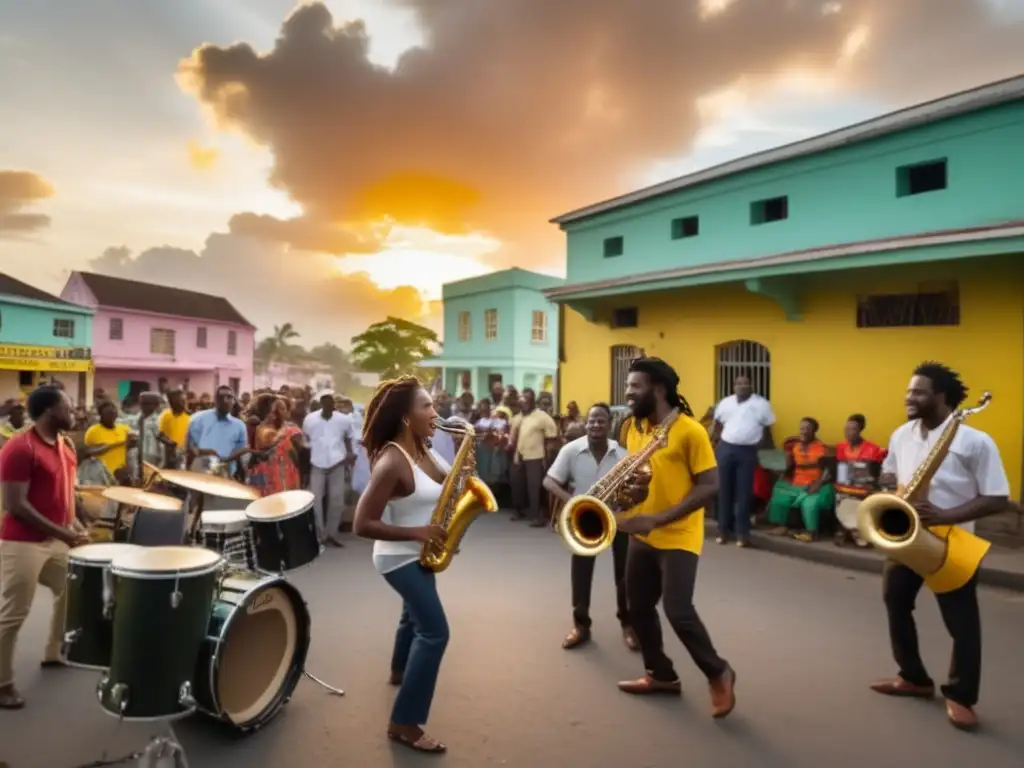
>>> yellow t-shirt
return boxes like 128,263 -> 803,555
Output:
158,410 -> 191,449
84,423 -> 132,475
510,409 -> 558,462
624,413 -> 717,554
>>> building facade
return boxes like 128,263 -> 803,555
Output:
0,274 -> 95,403
61,272 -> 255,400
254,360 -> 334,393
422,268 -> 565,399
547,76 -> 1024,496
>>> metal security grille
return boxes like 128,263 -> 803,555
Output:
716,340 -> 771,401
610,344 -> 644,405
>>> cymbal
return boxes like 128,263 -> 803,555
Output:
156,468 -> 260,501
101,486 -> 183,511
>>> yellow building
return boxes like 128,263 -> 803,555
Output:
546,78 -> 1024,496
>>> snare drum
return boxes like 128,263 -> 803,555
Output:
245,491 -> 320,574
64,543 -> 143,669
99,547 -> 223,721
192,569 -> 310,731
836,496 -> 862,532
200,510 -> 256,571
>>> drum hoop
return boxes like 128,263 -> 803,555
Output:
110,560 -> 223,580
245,503 -> 313,524
69,544 -> 141,565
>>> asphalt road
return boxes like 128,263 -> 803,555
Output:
3,513 -> 1024,768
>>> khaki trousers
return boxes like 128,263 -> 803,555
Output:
0,539 -> 69,687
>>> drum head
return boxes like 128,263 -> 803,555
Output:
218,577 -> 306,725
69,542 -> 143,563
245,490 -> 315,522
836,497 -> 862,529
201,510 -> 249,526
112,546 -> 222,576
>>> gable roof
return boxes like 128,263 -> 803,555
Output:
75,272 -> 253,327
551,74 -> 1024,226
0,272 -> 79,308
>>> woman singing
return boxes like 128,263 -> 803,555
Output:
353,376 -> 450,754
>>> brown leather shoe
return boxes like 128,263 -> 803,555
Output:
562,626 -> 590,649
617,675 -> 681,695
869,677 -> 935,698
945,700 -> 979,731
622,627 -> 640,652
709,666 -> 736,718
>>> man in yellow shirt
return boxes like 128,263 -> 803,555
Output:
84,400 -> 135,482
615,357 -> 736,719
157,389 -> 191,468
508,388 -> 559,527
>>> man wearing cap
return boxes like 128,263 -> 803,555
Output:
302,390 -> 356,547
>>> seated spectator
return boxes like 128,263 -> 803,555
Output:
767,417 -> 834,542
833,413 -> 885,547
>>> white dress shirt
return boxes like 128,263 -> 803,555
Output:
714,394 -> 775,446
302,410 -> 355,469
882,416 -> 1010,534
547,436 -> 626,495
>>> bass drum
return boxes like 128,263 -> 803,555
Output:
193,570 -> 310,731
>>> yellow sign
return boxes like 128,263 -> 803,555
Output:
0,344 -> 92,373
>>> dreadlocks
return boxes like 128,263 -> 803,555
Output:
628,357 -> 694,417
362,375 -> 426,462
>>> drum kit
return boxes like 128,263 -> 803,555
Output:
66,465 -> 343,764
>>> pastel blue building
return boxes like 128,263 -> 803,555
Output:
423,268 -> 565,399
0,273 -> 95,403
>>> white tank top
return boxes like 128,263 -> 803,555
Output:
371,443 -> 450,575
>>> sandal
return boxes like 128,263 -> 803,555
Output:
388,729 -> 447,754
0,689 -> 25,709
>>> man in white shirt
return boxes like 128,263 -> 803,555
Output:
543,403 -> 639,652
711,375 -> 775,547
302,390 -> 356,547
870,362 -> 1009,732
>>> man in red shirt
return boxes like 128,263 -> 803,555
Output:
0,386 -> 90,709
834,413 -> 885,546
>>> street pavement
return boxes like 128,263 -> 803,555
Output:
3,512 -> 1024,768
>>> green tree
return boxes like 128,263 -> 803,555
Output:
350,317 -> 440,379
255,323 -> 303,365
309,342 -> 358,391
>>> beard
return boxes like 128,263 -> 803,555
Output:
629,393 -> 656,420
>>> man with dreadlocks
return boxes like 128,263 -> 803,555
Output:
614,357 -> 736,718
870,362 -> 1009,732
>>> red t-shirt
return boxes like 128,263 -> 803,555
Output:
835,440 -> 884,496
0,429 -> 77,543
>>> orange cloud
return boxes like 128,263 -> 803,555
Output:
187,140 -> 220,171
0,170 -> 55,235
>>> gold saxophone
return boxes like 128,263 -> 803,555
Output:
420,418 -> 499,573
557,409 -> 680,557
857,392 -> 994,594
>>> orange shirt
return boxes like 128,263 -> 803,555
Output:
791,439 -> 827,487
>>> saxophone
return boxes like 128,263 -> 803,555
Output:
857,392 -> 993,594
420,418 -> 499,573
557,409 -> 680,557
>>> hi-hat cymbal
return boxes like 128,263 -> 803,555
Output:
101,486 -> 183,511
156,468 -> 260,501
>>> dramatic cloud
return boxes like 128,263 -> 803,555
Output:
0,169 -> 54,235
226,212 -> 389,255
177,1 -> 1023,266
89,233 -> 441,346
186,140 -> 219,172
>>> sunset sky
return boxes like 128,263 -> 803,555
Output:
1,0 -> 1022,346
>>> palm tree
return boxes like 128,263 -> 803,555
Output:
256,323 -> 301,365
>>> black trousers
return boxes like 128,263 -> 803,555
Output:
510,458 -> 545,522
882,561 -> 981,708
625,538 -> 729,683
571,531 -> 630,629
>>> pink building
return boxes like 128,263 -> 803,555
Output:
61,272 -> 255,401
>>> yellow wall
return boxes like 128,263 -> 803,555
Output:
560,257 -> 1024,497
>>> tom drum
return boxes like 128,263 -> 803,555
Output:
200,510 -> 257,571
98,546 -> 223,721
192,569 -> 310,731
245,491 -> 321,574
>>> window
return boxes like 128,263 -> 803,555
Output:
611,307 -> 639,328
610,345 -> 644,406
53,318 -> 75,338
108,318 -> 123,340
603,236 -> 624,258
671,215 -> 700,239
227,330 -> 237,356
716,340 -> 771,402
484,309 -> 498,341
751,196 -> 788,225
531,310 -> 547,342
897,159 -> 947,197
458,311 -> 471,342
228,377 -> 241,394
857,283 -> 960,328
150,328 -> 176,355
196,326 -> 208,348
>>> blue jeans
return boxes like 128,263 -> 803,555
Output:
384,562 -> 450,726
716,441 -> 758,539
